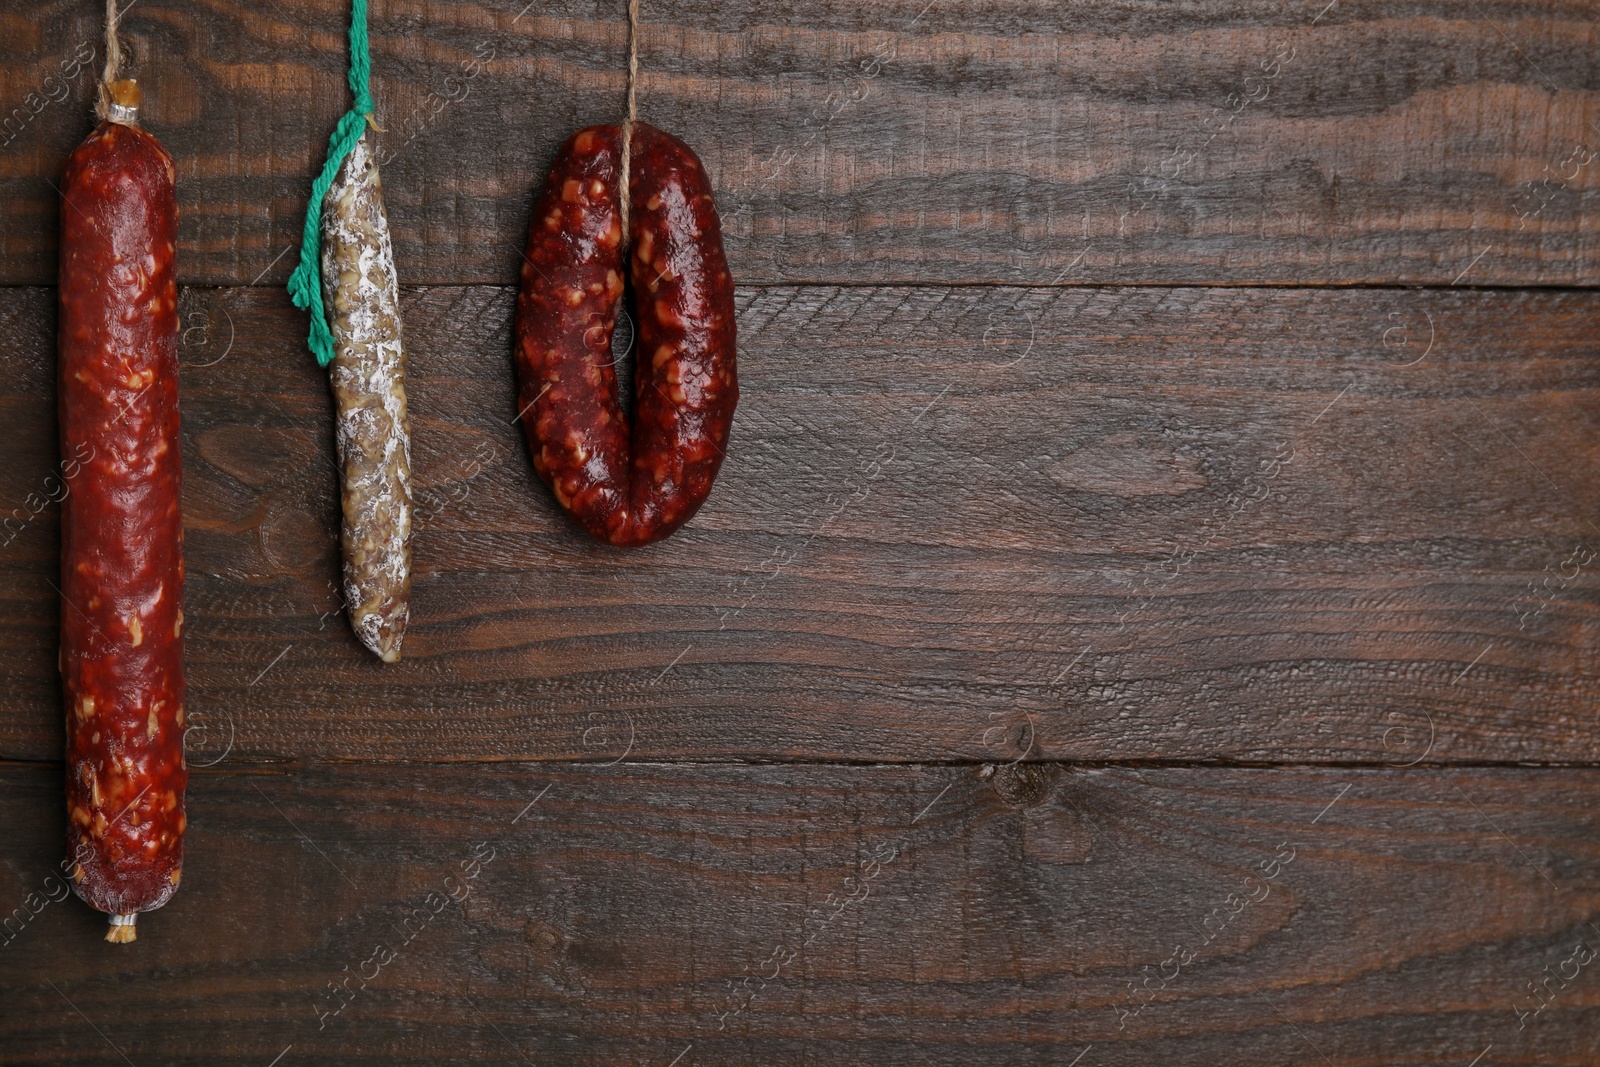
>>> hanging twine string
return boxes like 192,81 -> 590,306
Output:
617,0 -> 639,238
286,0 -> 375,368
95,0 -> 123,120
95,0 -> 140,124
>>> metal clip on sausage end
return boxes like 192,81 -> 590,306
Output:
105,79 -> 141,126
105,912 -> 137,943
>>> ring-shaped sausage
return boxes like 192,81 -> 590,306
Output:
513,123 -> 737,546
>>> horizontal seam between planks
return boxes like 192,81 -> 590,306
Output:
3,281 -> 1600,294
3,756 -> 1600,771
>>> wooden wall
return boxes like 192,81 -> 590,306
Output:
1,2 -> 1597,1064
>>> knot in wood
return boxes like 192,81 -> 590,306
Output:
988,762 -> 1052,808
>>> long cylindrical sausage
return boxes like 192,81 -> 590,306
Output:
513,122 -> 737,546
320,130 -> 412,662
58,79 -> 185,943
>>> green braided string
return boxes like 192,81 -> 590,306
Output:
287,0 -> 374,368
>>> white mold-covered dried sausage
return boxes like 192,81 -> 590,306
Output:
320,130 -> 412,661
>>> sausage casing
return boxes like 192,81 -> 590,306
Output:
58,115 -> 186,939
320,130 -> 412,661
513,122 -> 737,546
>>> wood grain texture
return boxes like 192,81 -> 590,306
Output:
2,761 -> 1598,1066
4,1 -> 1596,1059
3,0 -> 1599,287
0,283 -> 1596,764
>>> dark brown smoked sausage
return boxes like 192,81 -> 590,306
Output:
513,122 -> 737,546
58,80 -> 186,943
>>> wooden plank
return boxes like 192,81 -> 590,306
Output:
1,283 -> 1597,764
1,761 -> 1598,1064
3,0 -> 1599,287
